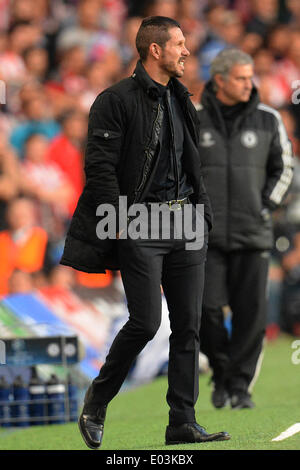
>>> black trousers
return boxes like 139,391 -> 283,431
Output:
84,210 -> 208,425
200,248 -> 269,394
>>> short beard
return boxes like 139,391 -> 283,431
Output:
160,53 -> 183,78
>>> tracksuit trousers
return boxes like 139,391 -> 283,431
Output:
84,210 -> 208,425
200,248 -> 270,394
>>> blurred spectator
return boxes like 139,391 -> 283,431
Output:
79,60 -> 117,111
100,0 -> 128,39
0,133 -> 20,231
57,0 -> 102,49
16,80 -> 44,108
8,0 -> 75,73
20,133 -> 75,236
52,8 -> 122,110
9,0 -> 47,24
88,48 -> 122,88
22,45 -> 49,83
286,0 -> 300,28
198,3 -> 227,79
0,197 -> 48,296
177,0 -> 206,55
198,5 -> 245,80
126,0 -> 150,17
46,109 -> 87,213
0,31 -> 8,55
0,21 -> 28,85
269,29 -> 300,113
9,92 -> 60,158
143,0 -> 179,18
252,48 -> 287,106
52,45 -> 88,97
240,32 -> 263,57
0,0 -> 10,31
56,0 -> 119,61
219,10 -> 244,46
246,0 -> 279,40
253,48 -> 275,81
119,16 -> 141,67
252,27 -> 300,109
180,54 -> 204,104
230,0 -> 253,24
7,269 -> 35,295
280,107 -> 300,158
266,24 -> 291,60
48,264 -> 76,289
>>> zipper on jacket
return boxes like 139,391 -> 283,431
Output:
133,103 -> 162,202
135,149 -> 152,193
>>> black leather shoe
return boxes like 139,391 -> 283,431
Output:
78,406 -> 107,450
165,422 -> 231,445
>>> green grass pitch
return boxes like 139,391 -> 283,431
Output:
0,335 -> 299,450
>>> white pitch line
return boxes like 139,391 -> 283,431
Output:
272,423 -> 300,442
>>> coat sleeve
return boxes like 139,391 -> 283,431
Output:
262,112 -> 294,210
84,91 -> 127,214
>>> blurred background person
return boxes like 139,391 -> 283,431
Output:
50,44 -> 88,99
9,91 -> 60,158
19,133 -> 75,237
119,16 -> 141,69
285,0 -> 300,28
197,48 -> 293,410
48,264 -> 76,289
0,197 -> 49,296
7,268 -> 35,295
45,109 -> 87,214
143,0 -> 179,18
0,19 -> 43,85
56,0 -> 120,60
180,53 -> 205,104
0,132 -> 20,231
246,0 -> 279,41
198,5 -> 245,81
22,45 -> 50,84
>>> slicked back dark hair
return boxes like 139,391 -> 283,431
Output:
136,16 -> 181,62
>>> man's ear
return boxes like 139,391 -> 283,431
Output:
149,42 -> 161,60
214,73 -> 225,90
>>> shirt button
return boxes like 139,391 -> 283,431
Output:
104,132 -> 109,138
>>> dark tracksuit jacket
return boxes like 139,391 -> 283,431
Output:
197,81 -> 294,392
197,81 -> 293,252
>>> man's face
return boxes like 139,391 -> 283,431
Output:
216,63 -> 254,105
158,27 -> 190,78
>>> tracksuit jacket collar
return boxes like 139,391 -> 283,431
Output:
201,80 -> 260,136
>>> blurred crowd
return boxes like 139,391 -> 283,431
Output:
1,0 -> 300,339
